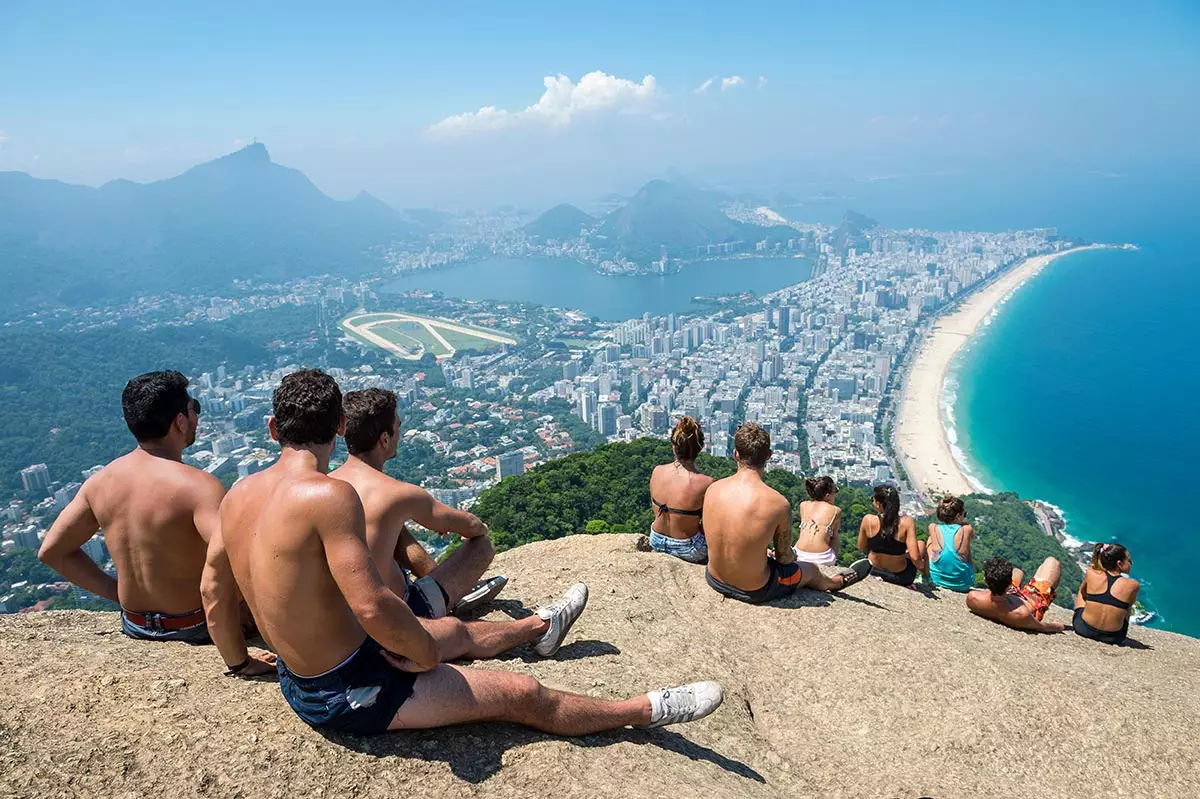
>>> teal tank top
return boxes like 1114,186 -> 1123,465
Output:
929,523 -> 975,592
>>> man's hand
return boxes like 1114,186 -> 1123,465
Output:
229,650 -> 277,678
381,649 -> 439,673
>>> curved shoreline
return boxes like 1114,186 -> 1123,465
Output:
895,244 -> 1106,500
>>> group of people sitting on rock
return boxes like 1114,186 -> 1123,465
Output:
647,416 -> 1142,645
38,369 -> 724,739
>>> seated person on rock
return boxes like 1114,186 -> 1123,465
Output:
217,369 -> 724,737
38,371 -> 273,675
792,475 -> 842,567
703,423 -> 868,604
966,556 -> 1066,633
854,484 -> 927,587
1073,543 -> 1139,645
926,495 -> 976,593
647,416 -> 714,564
330,388 -> 572,662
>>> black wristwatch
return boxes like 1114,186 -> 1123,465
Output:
224,657 -> 251,676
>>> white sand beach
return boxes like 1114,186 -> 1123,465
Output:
895,245 -> 1102,500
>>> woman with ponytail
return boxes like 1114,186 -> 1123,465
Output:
1073,543 -> 1139,645
793,476 -> 841,566
647,416 -> 714,563
854,484 -> 926,587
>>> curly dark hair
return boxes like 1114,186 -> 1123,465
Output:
983,557 -> 1015,595
272,369 -> 342,447
343,388 -> 399,455
122,370 -> 191,442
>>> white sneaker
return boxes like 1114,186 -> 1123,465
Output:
637,681 -> 725,729
533,583 -> 588,657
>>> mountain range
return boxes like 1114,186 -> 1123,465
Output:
0,144 -> 420,314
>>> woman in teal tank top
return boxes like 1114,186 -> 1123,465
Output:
927,495 -> 976,592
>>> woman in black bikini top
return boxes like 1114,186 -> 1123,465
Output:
647,417 -> 714,563
1073,542 -> 1139,645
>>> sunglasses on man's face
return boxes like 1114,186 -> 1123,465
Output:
189,397 -> 202,417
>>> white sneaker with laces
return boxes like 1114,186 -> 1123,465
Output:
533,583 -> 589,657
637,681 -> 725,729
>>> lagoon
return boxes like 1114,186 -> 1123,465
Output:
383,256 -> 813,320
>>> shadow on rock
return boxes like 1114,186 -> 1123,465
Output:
492,639 -> 621,664
765,589 -> 891,612
326,722 -> 764,785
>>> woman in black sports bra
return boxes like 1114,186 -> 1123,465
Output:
854,485 -> 927,586
1073,542 -> 1139,645
647,417 -> 714,563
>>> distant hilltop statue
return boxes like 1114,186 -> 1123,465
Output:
0,143 -> 430,316
3,534 -> 1198,797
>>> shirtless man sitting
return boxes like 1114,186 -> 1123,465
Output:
703,423 -> 869,604
966,556 -> 1066,634
38,371 -> 274,675
331,388 -> 576,661
217,369 -> 723,737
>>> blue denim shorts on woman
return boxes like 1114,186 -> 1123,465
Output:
649,529 -> 708,564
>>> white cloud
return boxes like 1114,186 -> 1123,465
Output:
757,76 -> 768,90
0,130 -> 7,147
694,77 -> 714,95
431,71 -> 659,136
721,76 -> 744,91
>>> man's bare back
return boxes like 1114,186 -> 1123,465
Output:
60,450 -> 221,613
220,456 -> 385,675
703,471 -> 791,591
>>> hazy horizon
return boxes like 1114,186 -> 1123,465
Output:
2,2 -> 1198,209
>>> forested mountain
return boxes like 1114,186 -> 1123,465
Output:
0,144 -> 419,315
472,438 -> 1082,600
595,180 -> 792,262
524,203 -> 595,242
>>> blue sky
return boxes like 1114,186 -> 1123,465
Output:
1,1 -> 1197,207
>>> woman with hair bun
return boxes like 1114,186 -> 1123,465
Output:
926,494 -> 976,592
793,476 -> 841,566
647,417 -> 714,563
1073,543 -> 1139,645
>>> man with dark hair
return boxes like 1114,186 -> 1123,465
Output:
218,369 -> 724,737
966,556 -> 1066,633
332,388 -> 579,662
336,388 -> 502,617
702,423 -> 869,604
38,371 -> 271,675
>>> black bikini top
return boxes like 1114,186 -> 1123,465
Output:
652,497 -> 703,519
1083,572 -> 1132,611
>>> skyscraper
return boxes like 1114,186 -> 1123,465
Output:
598,403 -> 618,436
19,464 -> 50,493
497,450 -> 525,481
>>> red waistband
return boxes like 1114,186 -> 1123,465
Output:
122,608 -> 207,631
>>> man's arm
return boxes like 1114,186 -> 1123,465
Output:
38,487 -> 119,603
317,483 -> 439,670
407,489 -> 488,540
1025,616 -> 1066,634
200,507 -> 275,677
772,501 -> 796,564
394,523 -> 438,578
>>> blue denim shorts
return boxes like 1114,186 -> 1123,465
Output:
121,610 -> 212,644
278,637 -> 418,736
649,529 -> 708,564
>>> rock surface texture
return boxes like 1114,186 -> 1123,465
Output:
2,535 -> 1198,798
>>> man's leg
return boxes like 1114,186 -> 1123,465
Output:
1034,557 -> 1062,591
422,615 -> 547,661
390,664 -> 652,734
796,561 -> 842,592
428,536 -> 496,606
1011,567 -> 1026,587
